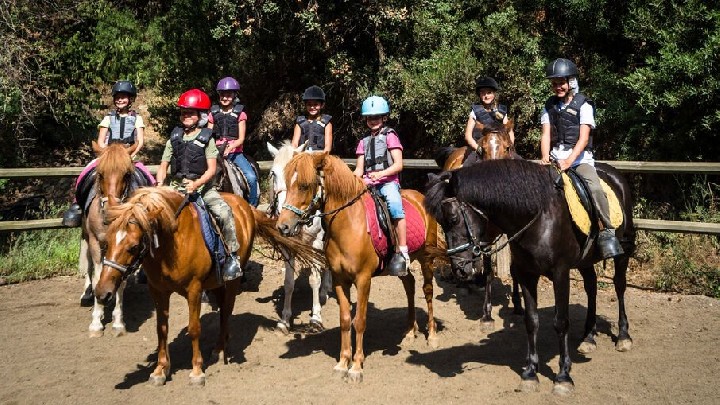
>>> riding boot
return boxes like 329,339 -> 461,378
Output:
62,203 -> 83,227
222,252 -> 243,282
597,228 -> 624,259
387,252 -> 409,277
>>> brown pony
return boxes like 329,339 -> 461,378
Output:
276,153 -> 445,383
94,187 -> 322,386
440,120 -> 515,171
82,141 -> 138,338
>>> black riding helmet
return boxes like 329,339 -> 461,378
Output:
475,76 -> 500,91
545,58 -> 579,79
112,80 -> 137,97
302,85 -> 326,102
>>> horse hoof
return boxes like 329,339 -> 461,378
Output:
333,365 -> 348,380
427,334 -> 440,349
577,341 -> 597,354
88,329 -> 104,338
347,369 -> 363,383
309,319 -> 325,332
480,320 -> 495,332
189,372 -> 206,386
276,322 -> 290,335
616,338 -> 633,352
148,374 -> 167,386
552,381 -> 574,396
518,379 -> 539,392
111,326 -> 126,337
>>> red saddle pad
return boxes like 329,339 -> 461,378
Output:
362,193 -> 426,258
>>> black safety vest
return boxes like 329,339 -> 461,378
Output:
169,127 -> 214,180
106,110 -> 137,145
362,127 -> 396,172
545,93 -> 594,151
210,104 -> 244,140
297,114 -> 332,151
471,104 -> 507,141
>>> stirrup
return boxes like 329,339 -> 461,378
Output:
62,203 -> 82,227
222,254 -> 243,282
597,229 -> 624,259
387,253 -> 409,277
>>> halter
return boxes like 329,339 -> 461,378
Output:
101,219 -> 153,280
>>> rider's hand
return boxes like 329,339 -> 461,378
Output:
184,179 -> 198,194
541,156 -> 551,165
557,158 -> 572,171
368,171 -> 383,181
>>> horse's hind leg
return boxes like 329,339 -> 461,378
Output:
510,264 -> 524,315
308,267 -> 324,331
110,279 -> 128,337
577,265 -> 598,354
613,254 -> 632,351
214,283 -> 236,364
399,271 -> 418,347
277,253 -> 295,334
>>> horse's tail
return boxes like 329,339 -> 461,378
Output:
435,146 -> 458,169
251,208 -> 327,269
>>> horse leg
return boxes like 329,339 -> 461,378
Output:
88,242 -> 105,338
552,269 -> 574,396
518,272 -> 540,392
480,255 -> 495,331
186,284 -> 206,386
110,279 -> 128,337
308,267 -> 324,331
347,274 -> 371,383
420,259 -> 439,348
277,253 -> 295,334
510,264 -> 524,315
577,266 -> 598,354
399,272 -> 418,347
79,239 -> 94,306
333,279 -> 353,379
613,254 -> 633,352
149,288 -> 171,386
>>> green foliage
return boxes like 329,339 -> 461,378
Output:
650,233 -> 720,298
0,228 -> 81,283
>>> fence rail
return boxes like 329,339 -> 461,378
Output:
2,160 -> 719,234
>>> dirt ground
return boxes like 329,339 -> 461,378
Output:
1,258 -> 718,405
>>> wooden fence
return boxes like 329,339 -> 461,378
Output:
1,160 -> 720,234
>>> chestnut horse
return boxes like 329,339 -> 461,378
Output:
81,141 -> 146,337
94,187 -> 323,386
425,159 -> 635,394
276,153 -> 445,383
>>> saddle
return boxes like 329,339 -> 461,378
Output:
191,197 -> 227,284
362,190 -> 426,275
219,154 -> 260,202
75,166 -> 154,212
558,168 -> 624,236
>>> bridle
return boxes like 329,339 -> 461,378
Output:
101,219 -> 153,280
267,169 -> 285,218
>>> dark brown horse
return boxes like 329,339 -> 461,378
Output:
276,153 -> 445,383
94,186 -> 322,386
425,159 -> 635,394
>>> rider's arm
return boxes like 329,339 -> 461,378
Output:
291,124 -> 301,148
323,122 -> 333,153
156,161 -> 169,186
379,148 -> 403,177
464,115 -> 479,150
133,127 -> 144,158
97,127 -> 109,148
540,123 -> 551,164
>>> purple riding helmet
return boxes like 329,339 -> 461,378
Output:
216,77 -> 240,92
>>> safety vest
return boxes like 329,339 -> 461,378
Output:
471,104 -> 507,141
210,104 -> 244,140
169,127 -> 214,180
545,93 -> 594,151
362,127 -> 396,173
106,111 -> 137,145
297,114 -> 332,151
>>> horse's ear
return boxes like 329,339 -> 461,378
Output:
91,140 -> 103,155
439,170 -> 453,183
311,151 -> 328,169
124,140 -> 138,154
267,142 -> 279,157
296,140 -> 309,154
505,118 -> 514,132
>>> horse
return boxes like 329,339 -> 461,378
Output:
276,153 -> 445,383
267,141 -> 332,333
435,121 -> 523,323
425,159 -> 635,394
80,141 -> 151,338
94,186 -> 323,386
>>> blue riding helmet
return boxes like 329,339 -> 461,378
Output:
361,96 -> 390,116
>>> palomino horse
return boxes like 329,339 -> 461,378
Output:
267,141 -> 331,333
277,153 -> 444,383
81,141 -> 150,337
94,187 -> 323,386
425,159 -> 635,394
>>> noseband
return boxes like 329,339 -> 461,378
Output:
282,172 -> 325,226
101,219 -> 153,280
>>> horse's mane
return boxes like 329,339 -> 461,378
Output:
96,143 -> 134,176
284,153 -> 365,201
456,159 -> 558,215
107,187 -> 179,234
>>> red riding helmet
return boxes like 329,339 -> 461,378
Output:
177,89 -> 211,110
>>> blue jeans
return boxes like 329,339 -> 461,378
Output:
228,152 -> 259,207
376,181 -> 405,219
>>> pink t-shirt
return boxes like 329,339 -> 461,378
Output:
209,110 -> 248,154
355,130 -> 403,186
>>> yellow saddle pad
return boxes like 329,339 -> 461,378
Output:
561,173 -> 624,235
